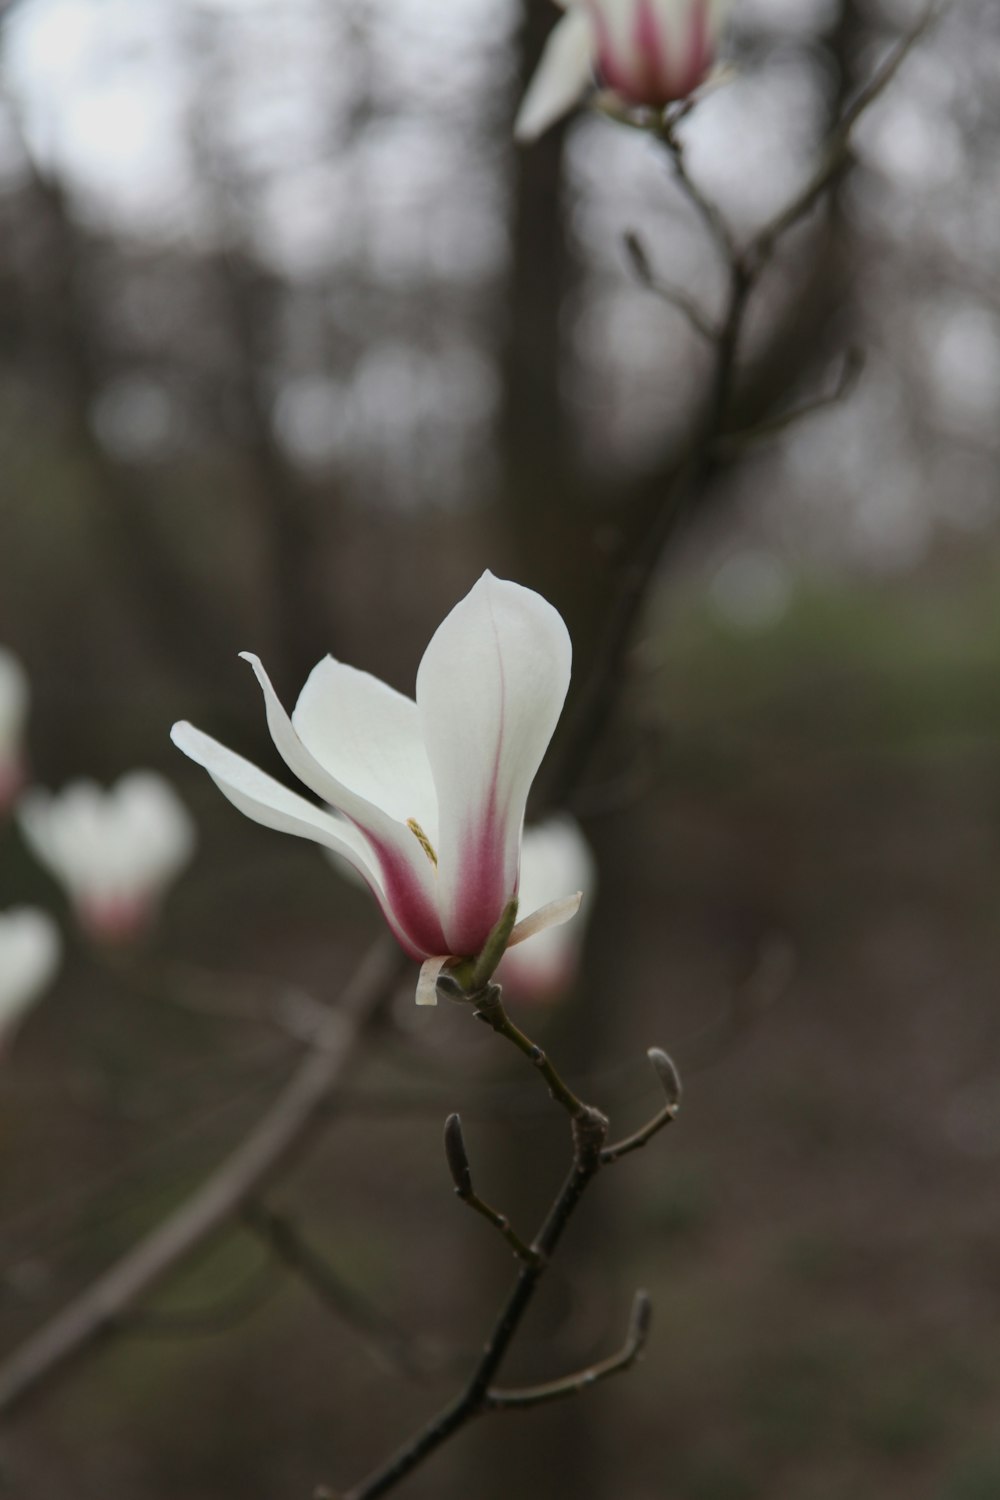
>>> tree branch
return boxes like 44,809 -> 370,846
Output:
324,974 -> 678,1500
484,1288 -> 652,1410
0,939 -> 403,1420
243,1202 -> 440,1380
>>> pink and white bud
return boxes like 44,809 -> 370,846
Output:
0,649 -> 29,815
497,817 -> 596,1001
0,908 -> 60,1054
515,0 -> 734,143
172,573 -> 583,1002
18,773 -> 196,943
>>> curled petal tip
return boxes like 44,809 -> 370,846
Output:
416,955 -> 449,1006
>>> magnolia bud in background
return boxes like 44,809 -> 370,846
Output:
515,0 -> 734,143
0,908 -> 61,1055
0,648 -> 29,815
497,817 -> 596,1001
18,772 -> 196,943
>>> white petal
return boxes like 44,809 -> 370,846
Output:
292,659 -> 437,837
416,573 -> 571,955
514,8 -> 594,143
171,722 -> 380,883
508,891 -> 582,946
0,907 -> 60,1045
171,722 -> 430,959
239,655 -> 446,955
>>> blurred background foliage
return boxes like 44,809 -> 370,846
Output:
1,0 -> 999,1496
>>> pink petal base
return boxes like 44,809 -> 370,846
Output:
0,758 -> 26,816
78,893 -> 155,945
593,0 -> 714,106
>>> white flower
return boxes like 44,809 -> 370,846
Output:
0,648 -> 29,814
172,572 -> 583,1001
18,772 -> 196,942
497,817 -> 597,1000
0,908 -> 60,1052
515,0 -> 734,143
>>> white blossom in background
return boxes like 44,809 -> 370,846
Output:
498,817 -> 597,1001
516,0 -> 735,142
172,572 -> 584,1003
0,908 -> 61,1053
0,648 -> 29,814
18,772 -> 196,942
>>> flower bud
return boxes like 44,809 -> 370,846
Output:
592,0 -> 732,108
516,0 -> 734,142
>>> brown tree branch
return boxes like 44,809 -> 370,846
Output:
322,977 -> 677,1500
484,1288 -> 652,1410
0,938 -> 403,1420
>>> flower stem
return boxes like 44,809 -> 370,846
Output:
471,986 -> 590,1120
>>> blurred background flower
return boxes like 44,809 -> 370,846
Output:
498,816 -> 597,1000
0,647 -> 29,814
17,772 -> 195,942
0,906 -> 60,1053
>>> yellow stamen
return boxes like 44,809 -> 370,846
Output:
406,818 -> 438,869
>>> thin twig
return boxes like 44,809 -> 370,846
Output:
623,231 -> 720,343
0,939 -> 404,1420
443,1115 -> 539,1265
601,1103 -> 678,1165
243,1203 -> 442,1380
539,4 -> 939,812
601,1048 -> 681,1164
117,1253 -> 282,1340
484,1288 -> 652,1410
336,1104 -> 611,1500
747,3 -> 945,272
716,348 -> 864,456
658,118 -> 735,264
471,986 -> 590,1120
328,991 -> 674,1499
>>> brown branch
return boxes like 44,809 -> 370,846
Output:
484,1288 -> 652,1410
324,975 -> 678,1500
117,1253 -> 282,1340
622,230 -> 720,343
443,1114 -> 540,1266
243,1203 -> 441,1380
539,3 -> 938,811
715,348 -> 864,456
333,1103 -> 611,1500
0,938 -> 403,1420
746,2 -> 946,273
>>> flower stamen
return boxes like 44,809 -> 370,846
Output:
407,818 -> 439,869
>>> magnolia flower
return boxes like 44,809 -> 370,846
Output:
497,817 -> 597,1000
171,572 -> 581,1002
18,772 -> 196,942
515,0 -> 733,143
0,648 -> 29,814
0,908 -> 60,1053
